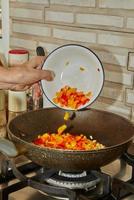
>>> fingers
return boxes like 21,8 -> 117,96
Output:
32,83 -> 42,100
27,56 -> 45,69
0,82 -> 31,91
34,56 -> 45,67
40,70 -> 55,81
0,82 -> 13,90
27,56 -> 55,81
10,84 -> 30,91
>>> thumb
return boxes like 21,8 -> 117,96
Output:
40,69 -> 55,81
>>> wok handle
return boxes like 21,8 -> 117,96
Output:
0,138 -> 19,157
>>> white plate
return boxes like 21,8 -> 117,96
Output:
41,44 -> 104,111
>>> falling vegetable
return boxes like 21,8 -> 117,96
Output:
57,124 -> 67,134
64,112 -> 70,121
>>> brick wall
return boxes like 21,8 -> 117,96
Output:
10,0 -> 134,121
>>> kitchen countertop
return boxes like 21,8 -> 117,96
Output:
8,159 -> 134,200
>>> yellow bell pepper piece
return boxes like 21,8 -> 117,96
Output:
57,124 -> 67,134
64,112 -> 70,121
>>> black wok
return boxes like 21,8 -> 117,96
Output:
2,108 -> 134,172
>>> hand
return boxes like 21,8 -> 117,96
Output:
0,56 -> 55,91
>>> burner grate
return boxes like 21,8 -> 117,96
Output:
0,143 -> 134,200
112,143 -> 134,199
0,162 -> 40,183
59,170 -> 87,178
0,158 -> 112,200
45,170 -> 101,190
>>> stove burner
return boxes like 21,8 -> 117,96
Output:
45,171 -> 101,190
0,159 -> 111,200
59,170 -> 87,178
0,143 -> 134,200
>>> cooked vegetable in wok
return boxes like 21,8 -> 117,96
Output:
33,111 -> 105,151
33,125 -> 105,151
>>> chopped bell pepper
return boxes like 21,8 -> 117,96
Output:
64,112 -> 70,121
57,124 -> 67,134
53,85 -> 92,109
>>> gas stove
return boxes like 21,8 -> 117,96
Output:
0,144 -> 134,200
